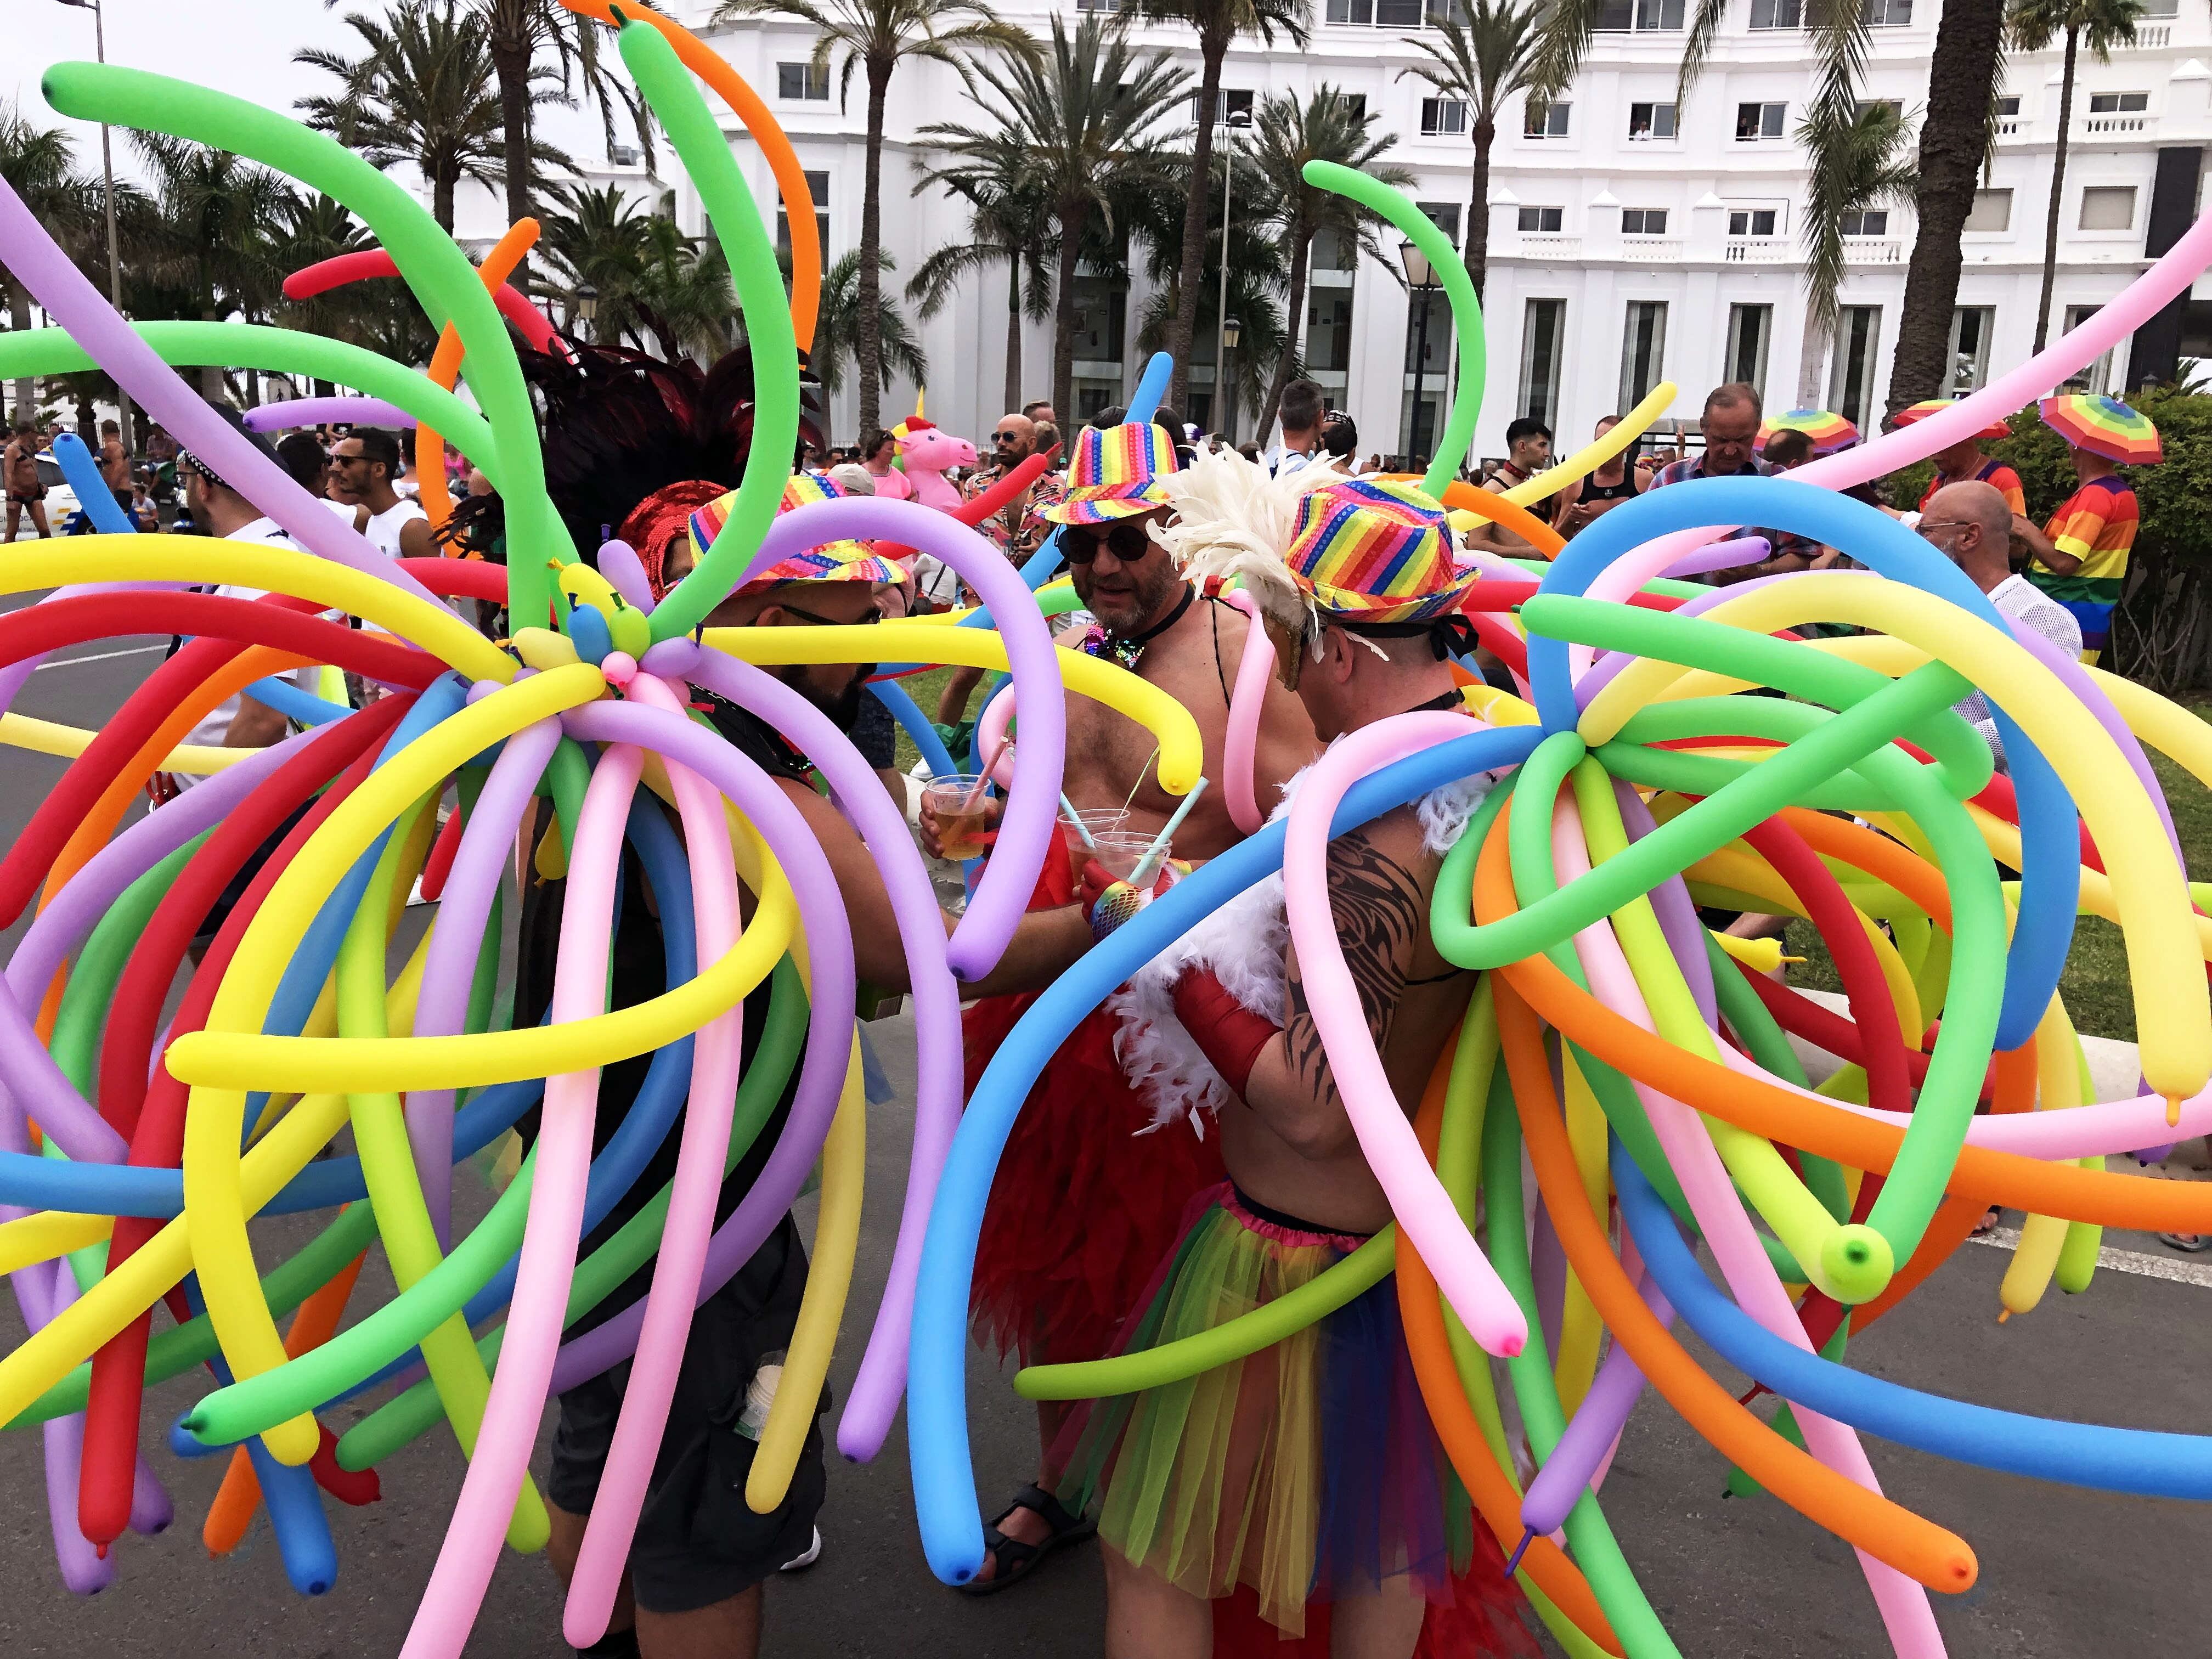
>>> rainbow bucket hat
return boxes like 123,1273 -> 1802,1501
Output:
1042,421 -> 1181,524
687,471 -> 905,593
1282,476 -> 1475,627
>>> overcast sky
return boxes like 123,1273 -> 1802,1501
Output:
8,0 -> 621,185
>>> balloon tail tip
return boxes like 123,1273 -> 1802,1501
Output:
1503,1530 -> 1533,1577
2166,1094 -> 2183,1128
1995,1307 -> 2012,1325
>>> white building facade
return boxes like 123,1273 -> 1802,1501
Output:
574,0 -> 2211,464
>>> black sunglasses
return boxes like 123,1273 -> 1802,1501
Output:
992,428 -> 1023,444
1061,520 -> 1156,564
777,601 -> 882,626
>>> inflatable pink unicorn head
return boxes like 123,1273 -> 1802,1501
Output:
896,419 -> 977,513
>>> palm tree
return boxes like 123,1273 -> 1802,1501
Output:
537,182 -> 736,359
297,2 -> 567,233
1793,100 -> 1917,404
921,17 -> 1189,425
630,216 -> 741,360
269,193 -> 377,394
1141,0 -> 1311,416
1131,180 -> 1288,437
813,247 -> 930,403
2010,0 -> 2141,351
131,132 -> 300,400
713,0 -> 1034,438
1238,88 -> 1412,437
1398,1 -> 1540,304
908,133 -> 1053,413
473,0 -> 651,290
0,101 -> 101,423
539,178 -> 656,331
1889,0 -> 2010,413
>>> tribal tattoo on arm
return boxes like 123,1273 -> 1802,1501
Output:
1280,828 -> 1428,1116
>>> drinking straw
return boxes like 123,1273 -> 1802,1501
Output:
1128,777 -> 1209,888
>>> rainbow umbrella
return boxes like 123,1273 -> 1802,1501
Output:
2039,392 -> 2162,465
1758,408 -> 1859,453
1890,399 -> 2012,440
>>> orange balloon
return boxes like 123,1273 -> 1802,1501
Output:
1396,1039 -> 1624,1654
1495,977 -> 1980,1593
1380,475 -> 1566,556
1473,819 -> 2212,1232
417,217 -> 540,529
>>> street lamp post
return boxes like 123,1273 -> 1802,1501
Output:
575,283 -> 600,342
54,0 -> 133,450
1398,240 -> 1443,469
1211,105 -> 1252,438
1221,315 -> 1242,446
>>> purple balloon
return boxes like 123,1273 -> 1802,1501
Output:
597,540 -> 654,613
545,697 -> 855,1392
666,638 -> 965,1463
241,397 -> 414,433
1659,535 -> 1769,580
0,176 -> 437,606
405,718 -> 561,1246
1520,1269 -> 1677,1538
714,495 -> 1066,984
1615,777 -> 1718,1027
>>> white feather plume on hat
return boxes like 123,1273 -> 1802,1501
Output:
1154,446 -> 1347,650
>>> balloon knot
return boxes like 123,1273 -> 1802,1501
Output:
601,651 -> 638,688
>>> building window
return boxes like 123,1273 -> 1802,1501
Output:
1595,0 -> 1686,26
1192,88 -> 1254,126
1827,304 -> 1882,428
1628,101 -> 1678,140
1619,301 -> 1667,413
1525,100 -> 1572,138
1728,206 -> 1780,236
1311,225 -> 1354,270
1517,206 -> 1564,233
1866,0 -> 1911,22
1420,201 -> 1462,242
2063,304 -> 2115,392
1998,94 -> 2021,117
2088,92 -> 2150,114
776,170 -> 831,263
1342,93 -> 1369,119
1749,0 -> 1802,26
1306,294 -> 1355,373
1621,208 -> 1669,235
1840,209 -> 1889,236
1855,98 -> 1904,122
1519,300 -> 1567,429
1735,102 -> 1787,141
1079,0 -> 1133,11
1422,97 -> 1469,136
1326,0 -> 1431,23
2079,185 -> 2137,230
777,61 -> 830,100
1965,188 -> 2012,232
1949,306 -> 1994,393
1725,303 -> 1772,396
2138,0 -> 2179,14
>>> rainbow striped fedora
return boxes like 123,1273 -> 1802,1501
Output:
687,471 -> 905,593
1042,421 -> 1181,524
1282,476 -> 1474,626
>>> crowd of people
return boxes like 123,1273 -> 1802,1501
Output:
3,359 -> 2156,1659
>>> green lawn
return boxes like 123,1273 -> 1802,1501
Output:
1782,699 -> 2212,1042
881,664 -> 961,775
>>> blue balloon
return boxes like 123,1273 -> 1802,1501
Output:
867,678 -> 957,780
240,672 -> 352,728
906,725 -> 1542,1584
1528,474 -> 2072,1051
1613,1139 -> 2212,1500
50,434 -> 134,534
1127,351 -> 1173,425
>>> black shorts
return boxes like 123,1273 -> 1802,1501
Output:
851,687 -> 898,769
546,1215 -> 827,1615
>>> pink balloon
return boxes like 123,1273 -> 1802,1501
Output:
1217,589 -> 1277,836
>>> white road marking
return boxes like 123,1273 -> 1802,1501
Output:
1967,1224 -> 2212,1289
31,644 -> 166,671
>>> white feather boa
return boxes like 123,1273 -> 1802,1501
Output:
1107,752 -> 1499,1133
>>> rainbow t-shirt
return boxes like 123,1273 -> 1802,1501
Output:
2027,476 -> 2136,654
1918,459 -> 2025,517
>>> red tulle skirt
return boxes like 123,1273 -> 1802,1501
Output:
964,843 -> 1226,1373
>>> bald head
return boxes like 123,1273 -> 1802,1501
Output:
1921,479 -> 2013,588
990,412 -> 1037,465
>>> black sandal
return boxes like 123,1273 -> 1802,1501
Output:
955,1483 -> 1097,1596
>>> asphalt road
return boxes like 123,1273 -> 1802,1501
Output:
2,592 -> 2210,1657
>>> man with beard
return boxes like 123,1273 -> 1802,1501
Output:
529,471 -> 1098,1659
922,420 -> 1318,1593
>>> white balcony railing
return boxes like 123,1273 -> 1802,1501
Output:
1996,115 -> 2023,137
2085,112 -> 2154,134
2136,22 -> 2173,47
1516,233 -> 1584,259
1846,238 -> 1904,263
1621,235 -> 1683,259
1724,237 -> 1791,263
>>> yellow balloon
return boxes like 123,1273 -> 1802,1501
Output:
1500,380 -> 1676,506
0,534 -> 513,685
706,621 -> 1205,794
0,712 -> 250,775
1587,573 -> 2211,1106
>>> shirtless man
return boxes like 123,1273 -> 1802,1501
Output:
98,419 -> 130,516
1060,463 -> 1527,1657
4,423 -> 49,543
921,419 -> 1318,1593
